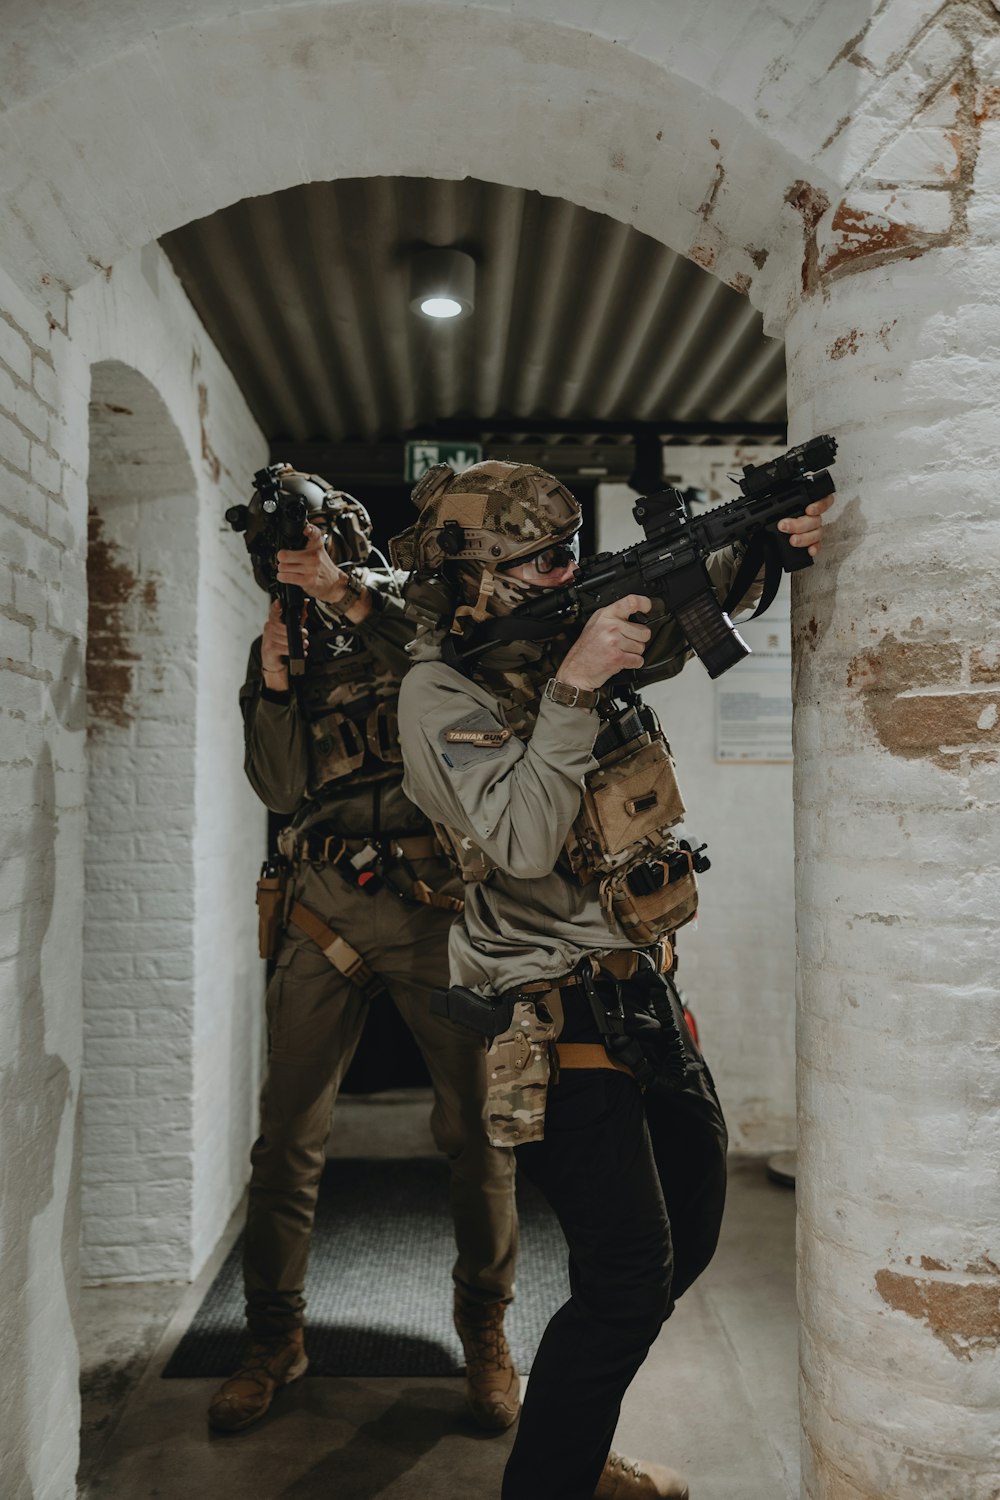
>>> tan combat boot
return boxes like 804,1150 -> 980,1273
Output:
207,1328 -> 309,1432
452,1291 -> 521,1431
594,1450 -> 690,1500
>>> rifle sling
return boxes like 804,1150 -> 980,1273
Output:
721,530 -> 784,620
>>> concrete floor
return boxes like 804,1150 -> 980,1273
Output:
78,1092 -> 799,1499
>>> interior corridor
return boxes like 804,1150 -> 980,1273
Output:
78,1093 -> 798,1500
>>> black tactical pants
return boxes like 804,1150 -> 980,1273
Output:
501,991 -> 728,1500
244,858 -> 517,1337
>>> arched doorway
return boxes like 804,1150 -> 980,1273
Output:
83,360 -> 200,1281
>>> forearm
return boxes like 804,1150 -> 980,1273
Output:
239,641 -> 310,813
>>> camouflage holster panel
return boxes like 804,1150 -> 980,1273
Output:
432,820 -> 499,883
485,999 -> 559,1147
564,713 -> 698,944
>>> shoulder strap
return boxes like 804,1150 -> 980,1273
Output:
288,901 -> 385,1000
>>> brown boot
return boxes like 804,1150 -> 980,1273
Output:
453,1291 -> 520,1431
207,1329 -> 309,1433
594,1450 -> 690,1499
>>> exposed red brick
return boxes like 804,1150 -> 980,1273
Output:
974,83 -> 1000,127
971,647 -> 1000,683
745,244 -> 769,269
829,328 -> 861,359
784,180 -> 830,296
847,635 -> 1000,766
729,271 -> 751,294
875,1266 -> 1000,1360
820,201 -> 935,281
846,637 -> 962,695
689,242 -> 717,270
86,509 -> 140,731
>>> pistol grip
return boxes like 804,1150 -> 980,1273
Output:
765,519 -> 813,573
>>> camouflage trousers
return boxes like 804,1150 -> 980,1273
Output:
244,857 -> 518,1338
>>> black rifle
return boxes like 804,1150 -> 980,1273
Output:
448,435 -> 837,681
226,465 -> 309,676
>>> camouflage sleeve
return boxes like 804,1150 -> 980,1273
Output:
238,637 -> 310,814
315,566 -> 415,678
399,663 -> 598,881
638,543 -> 766,687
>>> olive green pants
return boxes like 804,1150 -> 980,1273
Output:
244,858 -> 518,1337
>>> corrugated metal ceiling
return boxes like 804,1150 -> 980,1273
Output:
160,177 -> 786,453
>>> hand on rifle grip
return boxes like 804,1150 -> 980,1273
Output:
767,518 -> 814,571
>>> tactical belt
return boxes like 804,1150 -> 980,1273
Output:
295,831 -> 441,863
288,901 -> 385,1000
554,1042 -> 634,1078
289,830 -> 463,913
517,942 -> 670,997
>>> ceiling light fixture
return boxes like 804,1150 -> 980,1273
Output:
410,247 -> 475,321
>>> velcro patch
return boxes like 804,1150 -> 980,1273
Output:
444,727 -> 512,747
439,709 -> 513,768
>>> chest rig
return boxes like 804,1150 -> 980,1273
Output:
297,595 -> 403,796
436,642 -> 706,945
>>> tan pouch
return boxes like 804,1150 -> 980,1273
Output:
256,865 -> 288,960
570,735 -> 685,877
309,711 -> 367,784
601,857 -> 699,945
366,702 -> 403,764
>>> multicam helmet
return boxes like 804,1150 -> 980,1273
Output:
389,461 -> 581,576
227,463 -> 373,592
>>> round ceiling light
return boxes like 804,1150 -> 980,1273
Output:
419,295 -> 463,319
410,247 -> 475,321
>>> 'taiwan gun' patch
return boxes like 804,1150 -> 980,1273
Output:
440,710 -> 513,767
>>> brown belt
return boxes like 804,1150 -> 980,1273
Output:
296,831 -> 441,863
518,943 -> 669,998
555,1043 -> 633,1078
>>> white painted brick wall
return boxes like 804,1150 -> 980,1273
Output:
786,245 -> 1000,1500
0,245 -> 265,1496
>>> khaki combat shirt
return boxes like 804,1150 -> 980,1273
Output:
398,547 -> 761,995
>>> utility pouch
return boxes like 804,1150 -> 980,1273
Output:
366,702 -> 403,765
256,860 -> 289,960
566,721 -> 685,881
600,846 -> 700,945
308,711 -> 367,785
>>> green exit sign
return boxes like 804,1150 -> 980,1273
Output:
405,441 -> 483,484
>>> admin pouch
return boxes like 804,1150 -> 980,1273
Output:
565,706 -> 700,944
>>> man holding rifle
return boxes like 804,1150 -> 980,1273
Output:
393,451 -> 832,1499
210,465 -> 520,1435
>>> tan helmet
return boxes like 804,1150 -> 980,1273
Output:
390,460 -> 581,575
